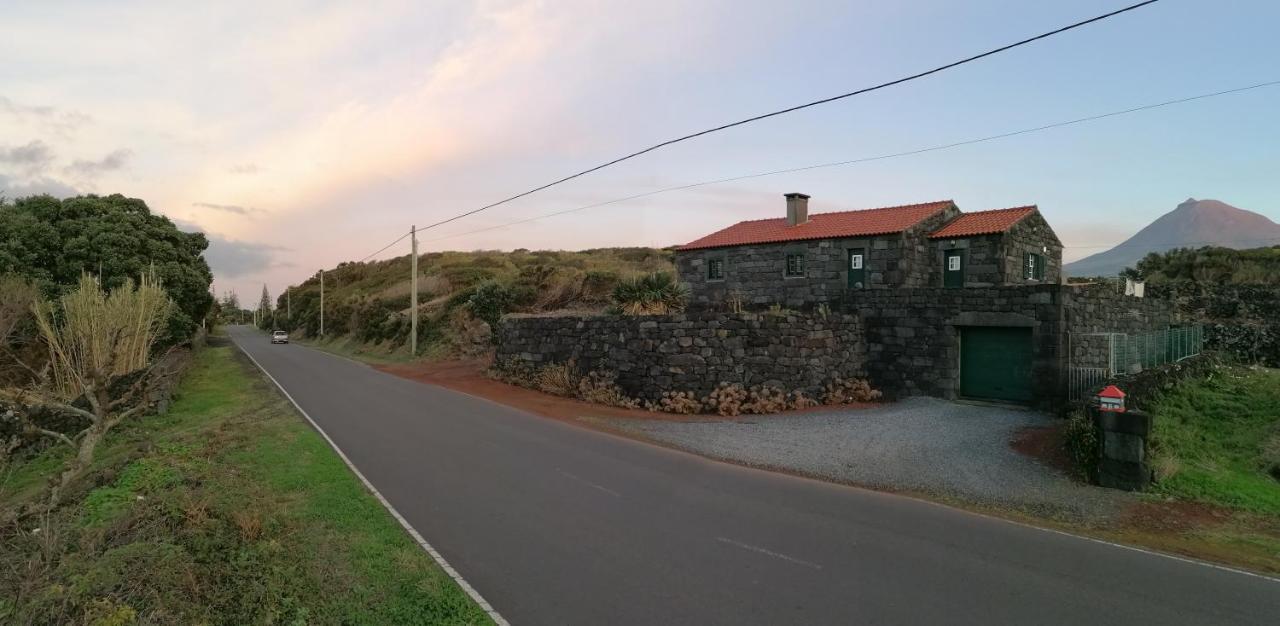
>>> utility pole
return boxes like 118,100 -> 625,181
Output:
319,270 -> 325,337
410,225 -> 418,356
287,287 -> 292,320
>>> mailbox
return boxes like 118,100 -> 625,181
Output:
1097,385 -> 1126,413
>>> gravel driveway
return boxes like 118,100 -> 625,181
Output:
611,397 -> 1131,523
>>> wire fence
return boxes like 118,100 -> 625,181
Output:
1066,325 -> 1203,400
1112,325 -> 1204,373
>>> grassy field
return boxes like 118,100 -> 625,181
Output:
0,342 -> 491,625
1150,366 -> 1280,515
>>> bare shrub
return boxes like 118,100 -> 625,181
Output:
822,378 -> 883,405
576,371 -> 639,409
533,361 -> 577,397
743,385 -> 789,414
655,390 -> 702,414
789,391 -> 819,410
703,382 -> 748,416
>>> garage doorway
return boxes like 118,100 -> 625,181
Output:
960,326 -> 1033,403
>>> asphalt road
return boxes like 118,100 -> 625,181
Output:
227,327 -> 1279,625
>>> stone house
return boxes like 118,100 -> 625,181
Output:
676,193 -> 1063,307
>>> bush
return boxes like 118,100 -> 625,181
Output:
467,280 -> 513,329
576,371 -> 639,409
822,378 -> 882,405
1063,410 -> 1099,481
612,272 -> 689,315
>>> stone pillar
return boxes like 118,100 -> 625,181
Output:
1094,407 -> 1152,490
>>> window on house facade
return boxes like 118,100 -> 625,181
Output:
1024,252 -> 1045,281
785,253 -> 805,277
707,257 -> 725,280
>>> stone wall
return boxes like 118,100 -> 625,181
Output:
927,234 -> 1003,287
841,285 -> 1065,404
497,285 -> 1179,409
1062,284 -> 1180,370
495,312 -> 866,402
1147,284 -> 1280,367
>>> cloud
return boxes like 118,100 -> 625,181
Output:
192,201 -> 261,215
0,95 -> 92,136
0,172 -> 79,199
228,163 -> 260,174
0,140 -> 54,176
64,148 -> 132,178
171,218 -> 288,277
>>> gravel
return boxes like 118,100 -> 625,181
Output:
611,397 -> 1131,523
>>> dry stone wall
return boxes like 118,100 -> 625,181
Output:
495,312 -> 866,402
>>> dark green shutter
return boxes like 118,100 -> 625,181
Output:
847,248 -> 866,289
944,250 -> 964,288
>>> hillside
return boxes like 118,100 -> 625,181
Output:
274,248 -> 674,356
1065,198 -> 1280,277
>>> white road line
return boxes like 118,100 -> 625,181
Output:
556,468 -> 622,498
716,536 -> 823,570
233,336 -> 510,626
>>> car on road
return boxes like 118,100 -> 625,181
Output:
271,330 -> 289,344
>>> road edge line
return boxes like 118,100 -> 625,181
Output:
233,340 -> 510,625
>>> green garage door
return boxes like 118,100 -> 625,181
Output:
960,327 -> 1033,403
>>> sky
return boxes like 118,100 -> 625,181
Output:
2,0 -> 1278,306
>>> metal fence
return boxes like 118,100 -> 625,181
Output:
1066,325 -> 1203,401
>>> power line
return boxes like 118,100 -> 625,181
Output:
358,230 -> 411,263
415,0 -> 1162,233
421,79 -> 1280,245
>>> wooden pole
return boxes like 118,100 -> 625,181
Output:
320,270 -> 325,337
410,225 -> 418,356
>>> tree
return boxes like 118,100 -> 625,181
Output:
0,193 -> 214,344
1,274 -> 174,512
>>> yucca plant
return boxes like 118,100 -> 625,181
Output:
612,272 -> 689,315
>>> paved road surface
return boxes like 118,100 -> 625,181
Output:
227,327 -> 1279,625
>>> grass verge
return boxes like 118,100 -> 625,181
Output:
0,342 -> 491,625
1150,366 -> 1280,515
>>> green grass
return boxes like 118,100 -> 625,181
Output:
1,344 -> 491,625
1150,366 -> 1280,515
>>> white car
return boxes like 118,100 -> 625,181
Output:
271,330 -> 289,344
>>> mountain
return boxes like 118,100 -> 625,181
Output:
1064,198 -> 1280,277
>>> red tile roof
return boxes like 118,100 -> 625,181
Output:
679,200 -> 955,250
928,206 -> 1036,239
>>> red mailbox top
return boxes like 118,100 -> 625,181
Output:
1098,385 -> 1126,399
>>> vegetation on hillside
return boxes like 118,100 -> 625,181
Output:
1,345 -> 490,624
1122,245 -> 1280,285
0,194 -> 215,344
1149,366 -> 1280,515
274,248 -> 676,356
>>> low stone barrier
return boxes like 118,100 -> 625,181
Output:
1094,408 -> 1152,491
495,312 -> 866,402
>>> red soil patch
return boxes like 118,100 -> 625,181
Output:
1010,423 -> 1074,476
375,358 -> 873,424
1118,499 -> 1241,534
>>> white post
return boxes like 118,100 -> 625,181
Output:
320,270 -> 325,337
410,225 -> 418,356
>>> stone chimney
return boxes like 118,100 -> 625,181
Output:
785,193 -> 810,226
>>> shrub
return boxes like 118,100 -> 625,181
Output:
533,361 -> 577,397
612,272 -> 689,315
467,280 -> 513,330
704,382 -> 748,416
654,391 -> 702,414
576,371 -> 639,409
822,378 -> 882,405
1063,410 -> 1099,481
